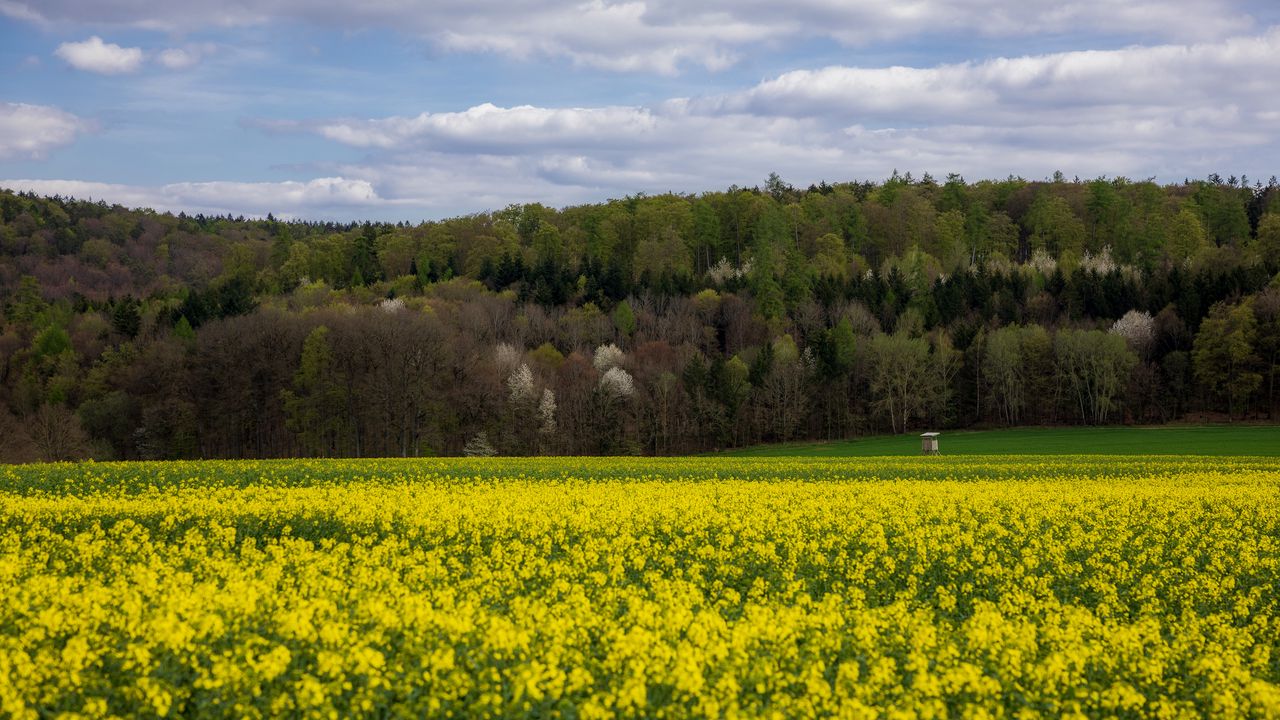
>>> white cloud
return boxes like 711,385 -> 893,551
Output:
156,48 -> 194,70
0,0 -> 45,24
50,37 -> 213,75
260,29 -> 1280,216
9,0 -> 1270,73
54,36 -> 144,74
310,103 -> 659,151
0,177 -> 387,218
301,30 -> 1280,156
0,103 -> 86,159
7,27 -> 1280,220
153,43 -> 217,70
706,28 -> 1280,125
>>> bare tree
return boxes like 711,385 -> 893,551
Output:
28,404 -> 92,461
868,333 -> 932,434
1055,329 -> 1137,425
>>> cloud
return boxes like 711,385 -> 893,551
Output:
53,36 -> 214,75
0,103 -> 86,159
0,177 -> 387,218
8,27 -> 1280,220
256,28 -> 1280,216
300,30 -> 1280,152
0,0 -> 45,24
703,28 -> 1280,125
307,103 -> 660,151
9,0 -> 1272,73
155,44 -> 215,70
54,36 -> 144,74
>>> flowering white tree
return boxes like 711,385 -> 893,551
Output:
463,432 -> 496,457
1028,249 -> 1057,275
1111,309 -> 1155,358
507,363 -> 535,403
593,343 -> 625,372
706,257 -> 751,285
538,388 -> 557,436
598,366 -> 635,399
1081,245 -> 1118,274
378,297 -> 406,313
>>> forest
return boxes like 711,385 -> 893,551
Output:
1,171 -> 1279,461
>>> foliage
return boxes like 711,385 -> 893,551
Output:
1,175 -> 1280,460
1193,299 -> 1262,419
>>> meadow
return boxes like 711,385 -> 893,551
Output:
719,425 -> 1280,457
2,456 -> 1279,718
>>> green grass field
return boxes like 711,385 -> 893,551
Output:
719,424 -> 1280,456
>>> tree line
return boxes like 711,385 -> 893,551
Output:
1,171 -> 1279,461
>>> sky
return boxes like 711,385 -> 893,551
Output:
1,1 -> 1279,222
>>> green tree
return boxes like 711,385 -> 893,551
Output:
1193,182 -> 1250,246
827,317 -> 857,376
748,341 -> 774,387
1084,178 -> 1131,253
781,246 -> 812,309
811,233 -> 849,279
173,316 -> 196,342
1125,180 -> 1169,264
350,226 -> 382,286
690,199 -> 722,274
280,243 -> 313,289
281,326 -> 349,455
932,210 -> 966,270
110,296 -> 142,338
1166,206 -> 1209,263
746,202 -> 808,315
969,209 -> 1018,263
939,173 -> 968,213
6,275 -> 46,327
1193,300 -> 1261,419
1254,212 -> 1280,263
270,225 -> 295,268
1024,192 -> 1086,259
634,194 -> 693,280
1253,288 -> 1280,418
612,300 -> 637,338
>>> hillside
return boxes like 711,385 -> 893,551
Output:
2,173 -> 1279,461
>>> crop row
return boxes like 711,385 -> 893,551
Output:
1,457 -> 1278,718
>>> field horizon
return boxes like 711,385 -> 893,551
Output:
716,424 -> 1280,457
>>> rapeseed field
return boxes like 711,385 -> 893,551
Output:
1,457 -> 1278,718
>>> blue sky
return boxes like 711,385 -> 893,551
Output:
2,0 -> 1279,221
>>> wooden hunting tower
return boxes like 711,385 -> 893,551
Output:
920,432 -> 940,455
